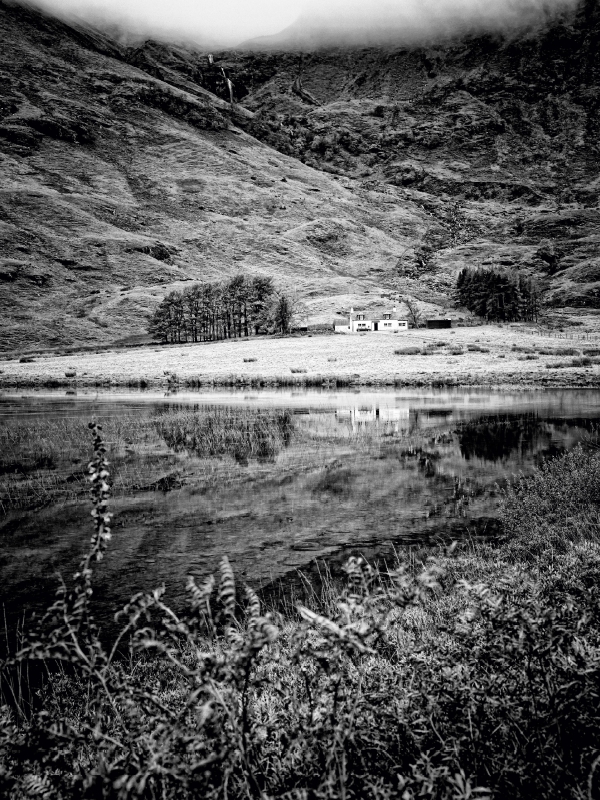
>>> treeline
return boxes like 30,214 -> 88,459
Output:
456,267 -> 540,322
148,275 -> 298,344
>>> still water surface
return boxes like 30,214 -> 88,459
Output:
1,388 -> 599,632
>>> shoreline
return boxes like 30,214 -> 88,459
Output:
2,328 -> 600,390
1,373 -> 600,390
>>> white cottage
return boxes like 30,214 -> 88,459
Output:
334,307 -> 409,333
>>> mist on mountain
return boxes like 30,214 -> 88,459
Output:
18,0 -> 580,48
252,0 -> 581,48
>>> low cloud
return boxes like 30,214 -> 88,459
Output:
280,0 -> 581,47
25,0 -> 581,48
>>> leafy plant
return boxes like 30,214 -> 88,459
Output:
2,429 -> 600,799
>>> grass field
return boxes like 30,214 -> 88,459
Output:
2,325 -> 600,389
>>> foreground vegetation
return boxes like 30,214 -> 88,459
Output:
1,425 -> 600,798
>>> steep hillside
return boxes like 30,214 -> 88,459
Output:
0,1 -> 436,353
1,0 -> 600,353
145,0 -> 600,308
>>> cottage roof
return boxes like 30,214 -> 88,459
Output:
359,310 -> 407,321
335,311 -> 409,323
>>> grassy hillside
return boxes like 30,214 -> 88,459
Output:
218,1 -> 600,309
0,1 -> 436,353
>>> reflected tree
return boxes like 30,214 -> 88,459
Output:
457,414 -> 546,462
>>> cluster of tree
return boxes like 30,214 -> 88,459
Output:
148,275 -> 301,344
455,267 -> 540,322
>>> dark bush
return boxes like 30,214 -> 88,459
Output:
501,446 -> 600,559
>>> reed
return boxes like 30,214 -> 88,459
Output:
0,415 -> 169,511
153,408 -> 295,463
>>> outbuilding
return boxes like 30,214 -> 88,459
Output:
426,319 -> 452,329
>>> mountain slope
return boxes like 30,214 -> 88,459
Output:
189,0 -> 600,309
0,1 -> 438,353
2,0 -> 600,353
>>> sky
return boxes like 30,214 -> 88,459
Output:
28,0 -> 580,47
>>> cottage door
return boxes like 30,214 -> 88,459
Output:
373,322 -> 378,331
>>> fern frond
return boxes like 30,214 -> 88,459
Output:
187,574 -> 215,614
218,557 -> 236,619
244,585 -> 261,623
21,774 -> 53,799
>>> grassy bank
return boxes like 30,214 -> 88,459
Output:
2,328 -> 600,390
1,428 -> 600,799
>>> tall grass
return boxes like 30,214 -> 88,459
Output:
154,408 -> 295,464
0,410 -> 298,511
0,416 -> 157,512
1,430 -> 600,799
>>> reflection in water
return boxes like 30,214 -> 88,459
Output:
1,388 -> 599,638
457,413 -> 548,462
336,406 -> 410,433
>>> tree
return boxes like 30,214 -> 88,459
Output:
401,296 -> 424,328
248,276 -> 275,335
455,267 -> 539,322
147,303 -> 170,344
270,293 -> 294,334
147,276 -> 296,342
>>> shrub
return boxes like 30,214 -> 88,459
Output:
290,367 -> 307,373
501,446 -> 600,559
546,357 -> 595,368
537,346 -> 580,356
394,346 -> 421,355
571,356 -> 592,367
243,357 -> 257,363
511,345 -> 535,353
